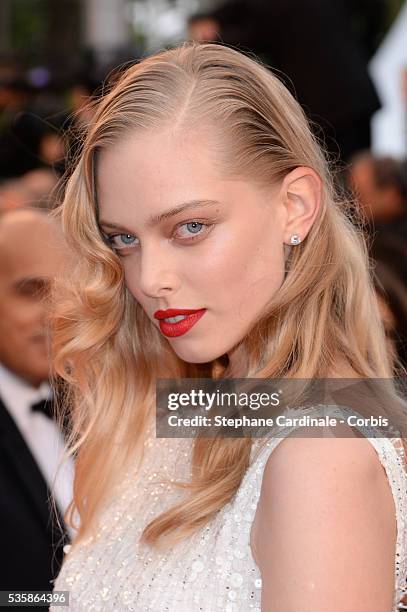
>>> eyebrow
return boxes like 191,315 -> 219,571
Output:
99,199 -> 220,231
12,277 -> 50,293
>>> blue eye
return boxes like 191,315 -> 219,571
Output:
176,221 -> 205,237
107,233 -> 139,250
119,234 -> 136,244
185,222 -> 203,234
173,220 -> 213,243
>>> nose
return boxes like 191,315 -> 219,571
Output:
136,242 -> 181,298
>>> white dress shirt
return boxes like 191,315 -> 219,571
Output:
0,362 -> 76,539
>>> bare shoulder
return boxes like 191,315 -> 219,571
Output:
251,429 -> 397,612
262,425 -> 390,483
253,428 -> 397,533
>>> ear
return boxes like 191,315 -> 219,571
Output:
280,167 -> 322,245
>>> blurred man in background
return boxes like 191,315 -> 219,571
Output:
0,208 -> 74,598
350,154 -> 407,368
187,12 -> 220,43
350,153 -> 407,232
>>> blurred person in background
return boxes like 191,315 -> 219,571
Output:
0,208 -> 74,597
188,0 -> 381,163
0,168 -> 59,213
62,72 -> 98,173
21,168 -> 60,207
350,153 -> 407,368
372,230 -> 407,368
0,73 -> 42,178
68,75 -> 95,130
374,256 -> 407,369
375,286 -> 398,367
350,153 -> 407,235
187,12 -> 220,43
0,64 -> 30,131
0,177 -> 34,212
0,65 -> 68,180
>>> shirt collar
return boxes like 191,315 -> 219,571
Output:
0,362 -> 51,431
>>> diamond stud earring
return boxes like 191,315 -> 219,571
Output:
290,234 -> 301,245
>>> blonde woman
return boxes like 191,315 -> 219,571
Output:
50,43 -> 407,611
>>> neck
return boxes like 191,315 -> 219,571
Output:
227,343 -> 249,378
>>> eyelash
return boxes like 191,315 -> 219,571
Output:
105,220 -> 214,254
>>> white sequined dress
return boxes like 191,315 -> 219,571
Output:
51,405 -> 407,611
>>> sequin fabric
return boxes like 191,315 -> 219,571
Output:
51,405 -> 407,611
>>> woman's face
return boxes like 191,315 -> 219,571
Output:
97,128 -> 288,364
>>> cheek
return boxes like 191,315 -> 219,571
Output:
0,299 -> 42,333
0,301 -> 21,329
124,281 -> 151,320
122,261 -> 141,299
0,317 -> 29,353
232,251 -> 284,320
198,223 -> 285,308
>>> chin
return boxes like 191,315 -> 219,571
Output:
30,367 -> 50,382
169,339 -> 225,365
27,357 -> 51,382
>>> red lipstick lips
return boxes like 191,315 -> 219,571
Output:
153,308 -> 206,338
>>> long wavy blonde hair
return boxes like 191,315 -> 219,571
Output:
52,42 -> 399,549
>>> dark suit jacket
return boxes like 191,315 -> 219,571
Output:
0,395 -> 69,606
